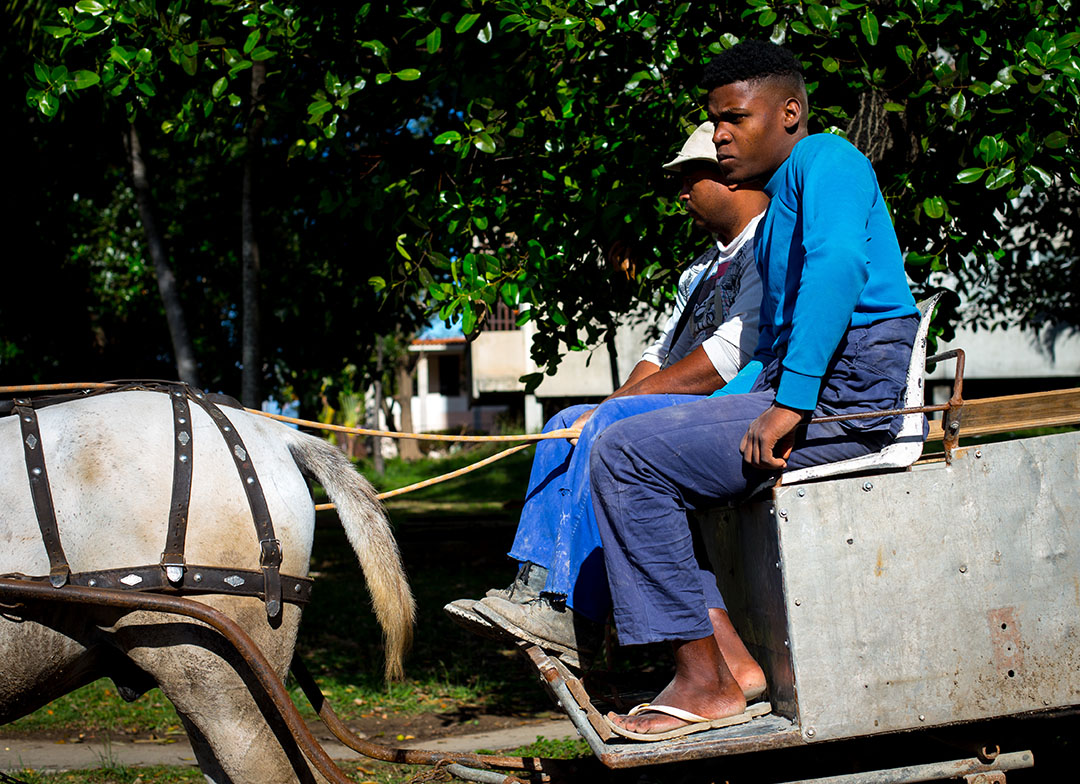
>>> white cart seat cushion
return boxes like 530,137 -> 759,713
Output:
781,294 -> 942,485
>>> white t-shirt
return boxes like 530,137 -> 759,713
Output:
639,213 -> 763,383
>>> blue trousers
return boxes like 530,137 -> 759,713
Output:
591,316 -> 920,646
509,395 -> 727,622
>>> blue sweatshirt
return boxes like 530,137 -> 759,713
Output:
717,133 -> 917,410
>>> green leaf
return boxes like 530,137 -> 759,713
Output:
550,307 -> 569,326
72,70 -> 99,89
1056,32 -> 1080,49
822,57 -> 839,73
473,215 -> 489,230
33,63 -> 49,83
922,196 -> 945,219
181,54 -> 197,75
1023,165 -> 1052,189
807,4 -> 831,30
433,131 -> 461,144
947,92 -> 966,119
41,26 -> 71,38
38,91 -> 59,117
368,276 -> 386,292
425,28 -> 441,54
860,11 -> 879,45
883,102 -> 905,112
896,45 -> 913,65
1044,131 -> 1069,149
473,131 -> 496,153
395,68 -> 421,81
985,167 -> 1015,190
461,302 -> 477,335
395,234 -> 412,261
74,0 -> 105,15
477,22 -> 493,43
250,46 -> 274,61
758,9 -> 777,27
244,29 -> 261,54
956,168 -> 985,184
455,13 -> 481,34
790,20 -> 812,35
211,76 -> 228,99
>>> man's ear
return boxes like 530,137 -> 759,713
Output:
782,97 -> 803,133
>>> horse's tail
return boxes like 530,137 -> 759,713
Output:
283,429 -> 414,680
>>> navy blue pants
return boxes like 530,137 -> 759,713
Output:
509,395 -> 727,622
591,316 -> 920,646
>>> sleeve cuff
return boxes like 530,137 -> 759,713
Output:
775,368 -> 822,411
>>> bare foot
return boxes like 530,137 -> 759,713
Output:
710,608 -> 767,700
606,636 -> 746,736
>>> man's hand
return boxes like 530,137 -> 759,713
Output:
568,407 -> 596,445
739,404 -> 808,470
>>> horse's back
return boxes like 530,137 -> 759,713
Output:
0,390 -> 315,578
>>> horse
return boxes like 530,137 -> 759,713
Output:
0,388 -> 414,784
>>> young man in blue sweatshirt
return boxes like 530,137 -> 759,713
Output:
593,41 -> 920,740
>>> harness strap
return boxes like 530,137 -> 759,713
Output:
161,385 -> 194,584
1,565 -> 313,605
187,390 -> 283,619
13,402 -> 70,588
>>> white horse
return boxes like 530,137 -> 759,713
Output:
0,389 -> 414,784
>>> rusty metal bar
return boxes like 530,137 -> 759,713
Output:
775,749 -> 1032,784
0,578 -> 559,782
928,349 -> 966,462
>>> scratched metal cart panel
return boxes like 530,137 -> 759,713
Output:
702,428 -> 1080,745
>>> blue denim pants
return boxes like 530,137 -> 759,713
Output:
508,394 -> 727,622
591,315 -> 920,646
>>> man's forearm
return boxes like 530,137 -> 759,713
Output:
607,347 -> 724,399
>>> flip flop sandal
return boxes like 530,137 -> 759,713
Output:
605,700 -> 772,742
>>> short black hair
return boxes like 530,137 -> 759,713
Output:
701,40 -> 804,92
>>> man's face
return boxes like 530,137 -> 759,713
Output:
706,80 -> 800,184
680,164 -> 732,235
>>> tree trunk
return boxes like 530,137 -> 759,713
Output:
125,123 -> 200,387
372,336 -> 386,475
395,351 -> 422,461
241,61 -> 267,407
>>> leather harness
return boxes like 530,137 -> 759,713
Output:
3,382 -> 312,620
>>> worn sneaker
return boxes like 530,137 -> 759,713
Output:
474,594 -> 601,669
444,562 -> 550,639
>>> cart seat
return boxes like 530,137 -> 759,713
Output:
780,294 -> 941,486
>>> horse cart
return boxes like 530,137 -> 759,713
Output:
2,304 -> 1079,783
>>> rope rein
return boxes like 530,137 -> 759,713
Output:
0,383 -> 579,508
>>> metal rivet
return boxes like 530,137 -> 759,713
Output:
805,727 -> 815,738
31,467 -> 42,476
246,476 -> 255,484
862,481 -> 874,492
88,579 -> 97,587
193,573 -> 202,582
784,639 -> 790,647
975,450 -> 983,458
778,508 -> 788,518
775,561 -> 781,569
294,584 -> 302,593
179,454 -> 188,463
23,416 -> 32,423
794,598 -> 801,606
178,417 -> 186,424
959,565 -> 968,573
918,714 -> 926,722
847,537 -> 854,545
797,488 -> 806,497
224,426 -> 232,432
948,421 -> 960,432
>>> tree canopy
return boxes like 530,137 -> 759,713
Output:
3,0 -> 1077,407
